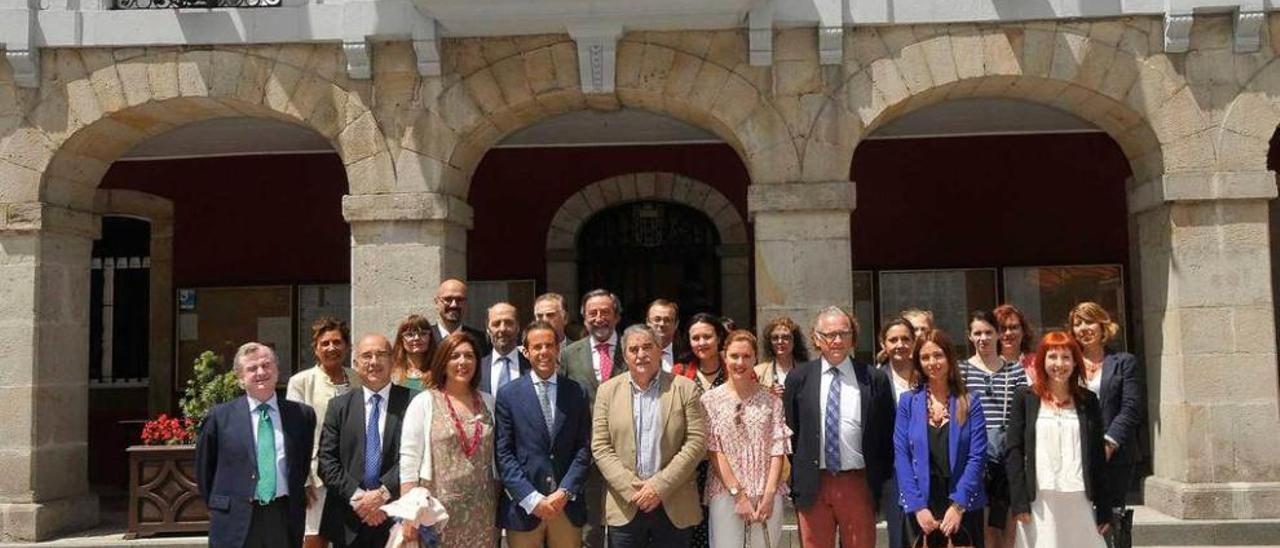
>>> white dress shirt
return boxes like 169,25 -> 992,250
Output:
817,357 -> 864,471
363,383 -> 392,440
661,343 -> 674,372
489,348 -> 523,395
436,323 -> 452,340
247,394 -> 289,498
518,372 -> 562,513
590,333 -> 619,383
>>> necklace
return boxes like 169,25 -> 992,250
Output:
441,390 -> 483,458
926,387 -> 950,427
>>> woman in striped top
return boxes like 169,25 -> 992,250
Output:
960,310 -> 1028,548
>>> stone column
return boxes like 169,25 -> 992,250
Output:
717,243 -> 751,327
1129,171 -> 1280,519
748,181 -> 856,329
343,192 -> 472,339
0,202 -> 101,540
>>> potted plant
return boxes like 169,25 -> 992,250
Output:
126,351 -> 242,538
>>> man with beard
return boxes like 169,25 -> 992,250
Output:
563,288 -> 627,547
430,278 -> 490,357
480,302 -> 531,395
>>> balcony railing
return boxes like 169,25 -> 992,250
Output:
113,0 -> 280,8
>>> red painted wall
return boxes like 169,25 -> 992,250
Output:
466,144 -> 752,283
850,133 -> 1132,269
97,133 -> 1132,290
100,153 -> 351,287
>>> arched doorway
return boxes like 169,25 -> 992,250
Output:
577,201 -> 721,326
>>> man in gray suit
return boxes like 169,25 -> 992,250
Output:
561,288 -> 626,548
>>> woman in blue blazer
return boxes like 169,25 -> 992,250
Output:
894,329 -> 988,547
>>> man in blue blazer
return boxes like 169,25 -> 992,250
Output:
494,320 -> 594,548
197,342 -> 316,548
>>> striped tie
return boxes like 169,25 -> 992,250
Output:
537,380 -> 555,436
824,367 -> 842,474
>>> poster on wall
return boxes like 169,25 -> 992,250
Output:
175,286 -> 293,391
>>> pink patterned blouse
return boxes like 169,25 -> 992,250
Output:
700,384 -> 792,504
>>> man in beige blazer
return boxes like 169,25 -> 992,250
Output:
590,324 -> 707,547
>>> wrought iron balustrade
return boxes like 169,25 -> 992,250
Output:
114,0 -> 280,9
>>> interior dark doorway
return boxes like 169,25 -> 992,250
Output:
577,201 -> 721,328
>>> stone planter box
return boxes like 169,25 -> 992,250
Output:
126,445 -> 209,538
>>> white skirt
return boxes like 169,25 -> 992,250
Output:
1014,490 -> 1107,548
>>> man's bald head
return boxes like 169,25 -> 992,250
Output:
487,302 -> 519,355
354,333 -> 393,390
434,278 -> 469,330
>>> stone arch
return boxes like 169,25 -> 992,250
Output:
1,45 -> 392,212
813,21 -> 1194,184
544,172 -> 751,324
401,32 -> 799,199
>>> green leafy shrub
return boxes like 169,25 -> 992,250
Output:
179,351 -> 244,433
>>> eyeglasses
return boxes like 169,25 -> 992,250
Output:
437,296 -> 466,305
403,330 -> 427,341
357,350 -> 392,363
816,330 -> 853,342
770,334 -> 793,342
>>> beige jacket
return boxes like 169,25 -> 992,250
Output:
285,365 -> 361,488
590,371 -> 707,528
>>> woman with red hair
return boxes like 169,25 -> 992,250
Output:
1006,332 -> 1110,548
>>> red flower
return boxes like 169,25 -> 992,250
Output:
140,414 -> 196,446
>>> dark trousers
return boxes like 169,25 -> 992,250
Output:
328,523 -> 392,548
882,477 -> 910,548
607,506 -> 690,548
244,498 -> 291,548
585,468 -> 606,548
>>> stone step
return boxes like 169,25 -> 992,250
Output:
4,506 -> 1279,547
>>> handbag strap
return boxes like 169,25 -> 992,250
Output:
742,520 -> 772,548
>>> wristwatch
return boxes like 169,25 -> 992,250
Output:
728,485 -> 741,497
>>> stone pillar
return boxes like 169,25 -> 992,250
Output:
343,192 -> 472,339
717,244 -> 751,327
0,202 -> 101,540
748,181 -> 856,329
1129,171 -> 1280,519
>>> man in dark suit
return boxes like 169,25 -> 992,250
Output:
784,306 -> 895,548
317,334 -> 413,547
431,278 -> 490,355
480,302 -> 531,395
197,342 -> 316,548
561,288 -> 626,548
494,321 -> 593,548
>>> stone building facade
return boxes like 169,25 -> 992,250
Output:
2,0 -> 1280,540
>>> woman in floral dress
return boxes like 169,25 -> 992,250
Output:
399,331 -> 497,547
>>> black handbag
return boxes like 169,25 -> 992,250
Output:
1104,507 -> 1134,548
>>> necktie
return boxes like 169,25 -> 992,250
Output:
824,367 -> 842,473
497,357 -> 511,391
596,342 -> 613,382
364,393 -> 382,490
537,380 -> 555,436
255,404 -> 277,502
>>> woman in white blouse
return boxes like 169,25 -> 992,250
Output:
1005,331 -> 1110,548
398,331 -> 498,547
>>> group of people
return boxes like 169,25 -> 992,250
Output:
195,278 -> 1145,548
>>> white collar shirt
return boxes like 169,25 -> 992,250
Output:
246,394 -> 289,498
489,348 -> 523,395
817,356 -> 864,471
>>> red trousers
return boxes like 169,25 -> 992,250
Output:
797,470 -> 877,548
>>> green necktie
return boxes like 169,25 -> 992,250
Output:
255,403 -> 277,503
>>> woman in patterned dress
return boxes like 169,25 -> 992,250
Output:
391,314 -> 435,392
672,312 -> 729,548
703,330 -> 791,548
399,331 -> 497,547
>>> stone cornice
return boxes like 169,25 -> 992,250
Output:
342,192 -> 474,228
1127,171 -> 1278,214
747,181 -> 856,218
